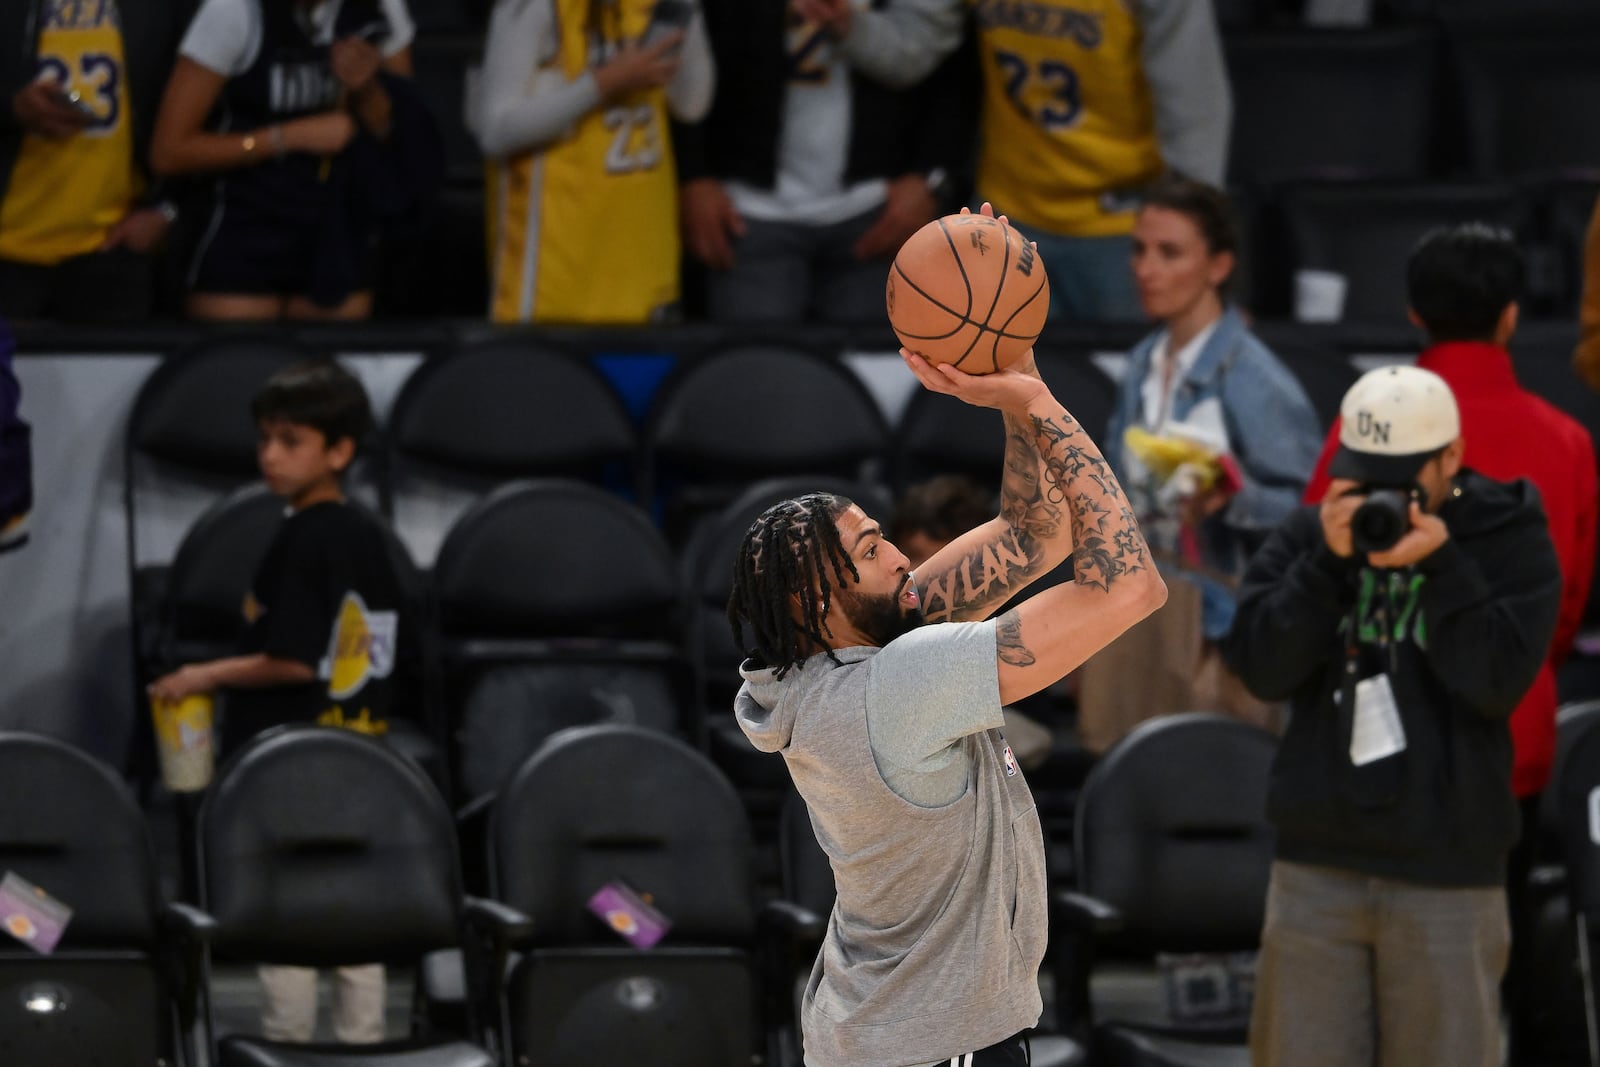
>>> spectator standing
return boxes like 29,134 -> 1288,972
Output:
0,0 -> 188,321
798,0 -> 1231,320
1225,365 -> 1562,1067
1079,176 -> 1317,749
675,0 -> 975,323
475,0 -> 714,324
150,0 -> 437,321
1303,223 -> 1599,1054
149,359 -> 409,1045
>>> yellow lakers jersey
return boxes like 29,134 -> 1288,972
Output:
489,0 -> 680,323
971,0 -> 1162,237
0,0 -> 139,265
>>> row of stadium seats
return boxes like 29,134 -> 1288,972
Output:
15,701 -> 1600,1066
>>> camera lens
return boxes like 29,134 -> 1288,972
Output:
1351,489 -> 1411,554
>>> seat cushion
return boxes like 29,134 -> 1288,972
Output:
1096,1026 -> 1252,1067
219,1035 -> 495,1067
1030,1033 -> 1089,1067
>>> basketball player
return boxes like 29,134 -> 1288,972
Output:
0,0 -> 188,321
729,305 -> 1167,1062
149,0 -> 424,320
795,0 -> 1232,321
475,0 -> 714,323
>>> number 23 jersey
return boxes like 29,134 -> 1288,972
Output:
490,0 -> 679,323
972,0 -> 1161,238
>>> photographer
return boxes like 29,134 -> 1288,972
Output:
1302,224 -> 1599,1057
1223,364 -> 1561,1067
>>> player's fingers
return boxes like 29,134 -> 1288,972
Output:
979,201 -> 996,218
899,349 -> 956,392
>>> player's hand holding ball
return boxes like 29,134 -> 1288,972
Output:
887,203 -> 1050,375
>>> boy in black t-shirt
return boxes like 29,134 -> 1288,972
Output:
149,358 -> 399,1045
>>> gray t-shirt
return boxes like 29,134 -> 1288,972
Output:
865,620 -> 1004,807
735,619 -> 1047,1066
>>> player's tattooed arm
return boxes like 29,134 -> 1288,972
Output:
1028,412 -> 1150,593
916,409 -> 1059,625
996,609 -> 1035,667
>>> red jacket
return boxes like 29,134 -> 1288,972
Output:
1305,342 -> 1599,797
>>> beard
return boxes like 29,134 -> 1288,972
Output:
837,576 -> 926,647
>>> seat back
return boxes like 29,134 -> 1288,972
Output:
1281,181 -> 1530,323
434,479 -> 678,641
434,481 -> 687,798
1558,718 -> 1600,921
1075,713 -> 1278,955
1452,23 -> 1600,180
126,338 -> 367,572
386,343 -> 637,564
201,726 -> 464,966
1541,701 -> 1600,863
0,733 -> 171,1065
642,346 -> 888,545
491,725 -> 757,1065
493,724 -> 754,942
1226,28 -> 1441,187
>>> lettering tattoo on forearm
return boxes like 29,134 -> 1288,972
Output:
996,609 -> 1035,667
1028,413 -> 1149,593
918,410 -> 1064,624
917,405 -> 1152,622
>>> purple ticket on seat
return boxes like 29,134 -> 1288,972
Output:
0,871 -> 73,955
588,881 -> 671,949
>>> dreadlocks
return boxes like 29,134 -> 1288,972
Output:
728,493 -> 859,678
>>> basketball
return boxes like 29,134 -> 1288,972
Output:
885,213 -> 1051,373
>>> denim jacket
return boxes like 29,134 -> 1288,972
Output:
1107,307 -> 1321,630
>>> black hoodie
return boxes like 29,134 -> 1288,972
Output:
1222,470 -> 1561,887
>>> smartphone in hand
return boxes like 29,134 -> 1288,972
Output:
641,0 -> 694,52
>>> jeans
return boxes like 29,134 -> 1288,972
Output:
1251,860 -> 1509,1067
706,208 -> 890,324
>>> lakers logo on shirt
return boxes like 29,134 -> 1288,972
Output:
320,592 -> 398,700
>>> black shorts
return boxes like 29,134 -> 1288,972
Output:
945,1030 -> 1032,1065
189,199 -> 375,301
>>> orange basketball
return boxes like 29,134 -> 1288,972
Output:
885,213 -> 1050,373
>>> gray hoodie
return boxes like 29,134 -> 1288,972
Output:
736,621 -> 1047,1066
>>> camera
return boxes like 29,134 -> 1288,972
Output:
1350,488 -> 1414,555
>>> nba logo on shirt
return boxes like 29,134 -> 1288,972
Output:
1003,743 -> 1018,777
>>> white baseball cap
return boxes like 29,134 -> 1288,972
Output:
1328,365 -> 1461,485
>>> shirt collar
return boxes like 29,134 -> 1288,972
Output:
1416,341 -> 1519,393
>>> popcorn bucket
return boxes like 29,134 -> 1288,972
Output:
150,693 -> 215,792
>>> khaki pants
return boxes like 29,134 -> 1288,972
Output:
1076,571 -> 1279,753
258,963 -> 386,1043
1251,861 -> 1509,1067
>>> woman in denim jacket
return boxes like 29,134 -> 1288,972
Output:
1104,175 -> 1321,641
